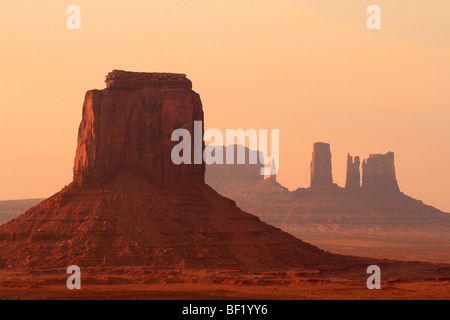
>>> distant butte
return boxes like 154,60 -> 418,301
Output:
310,142 -> 334,188
362,152 -> 400,193
345,154 -> 360,190
206,143 -> 450,262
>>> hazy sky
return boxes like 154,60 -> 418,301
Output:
0,1 -> 449,211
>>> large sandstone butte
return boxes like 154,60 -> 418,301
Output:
0,70 -> 351,270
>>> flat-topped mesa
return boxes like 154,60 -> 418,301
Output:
345,154 -> 361,190
362,152 -> 400,193
205,145 -> 264,192
310,142 -> 333,188
105,70 -> 192,90
74,70 -> 204,187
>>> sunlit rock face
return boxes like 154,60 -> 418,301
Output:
73,70 -> 205,187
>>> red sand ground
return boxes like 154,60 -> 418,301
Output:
1,267 -> 449,300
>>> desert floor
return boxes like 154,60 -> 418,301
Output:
0,267 -> 449,300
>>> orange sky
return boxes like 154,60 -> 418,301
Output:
0,0 -> 449,211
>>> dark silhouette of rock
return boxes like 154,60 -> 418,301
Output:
345,154 -> 361,190
362,152 -> 400,193
205,145 -> 264,195
310,142 -> 334,188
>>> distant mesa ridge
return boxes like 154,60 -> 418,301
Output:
205,144 -> 450,263
205,145 -> 265,192
307,143 -> 400,193
207,143 -> 402,194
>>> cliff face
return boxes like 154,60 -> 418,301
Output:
310,142 -> 333,188
345,154 -> 361,190
74,70 -> 204,187
362,152 -> 400,193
